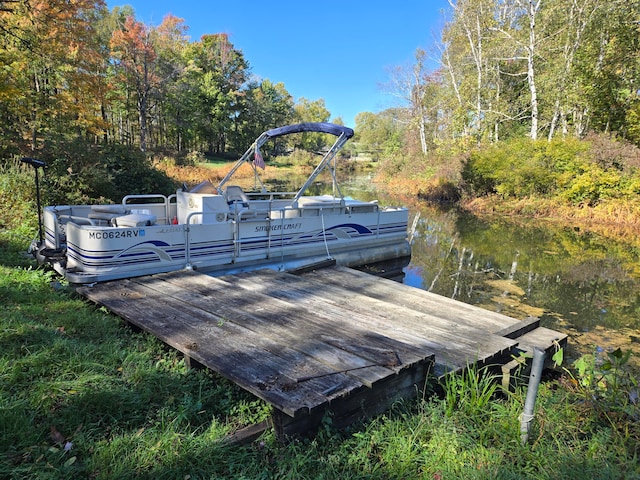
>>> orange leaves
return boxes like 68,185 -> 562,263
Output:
156,13 -> 188,43
24,0 -> 105,61
0,0 -> 110,147
111,16 -> 156,66
110,16 -> 164,150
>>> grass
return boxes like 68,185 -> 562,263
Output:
462,195 -> 640,236
1,162 -> 639,479
0,252 -> 271,479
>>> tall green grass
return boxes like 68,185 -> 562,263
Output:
0,262 -> 271,479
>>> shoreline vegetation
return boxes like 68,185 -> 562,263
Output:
371,134 -> 640,245
152,133 -> 640,246
462,196 -> 640,241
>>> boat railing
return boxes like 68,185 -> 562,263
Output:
122,194 -> 177,225
183,211 -> 203,269
267,199 -> 381,219
245,191 -> 298,200
183,209 -> 264,268
58,214 -> 97,226
180,196 -> 389,270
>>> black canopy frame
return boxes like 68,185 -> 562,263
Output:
217,122 -> 354,201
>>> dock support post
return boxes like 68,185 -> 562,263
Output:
520,347 -> 546,445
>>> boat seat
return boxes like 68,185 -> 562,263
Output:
225,186 -> 250,207
110,213 -> 157,227
296,196 -> 345,215
91,204 -> 128,214
297,196 -> 344,207
87,205 -> 129,226
189,180 -> 218,194
89,204 -> 130,223
88,212 -> 123,223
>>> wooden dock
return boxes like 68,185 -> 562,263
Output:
77,265 -> 567,440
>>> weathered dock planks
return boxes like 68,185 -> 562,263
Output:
76,265 -> 567,439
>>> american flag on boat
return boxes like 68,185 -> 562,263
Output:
253,146 -> 265,169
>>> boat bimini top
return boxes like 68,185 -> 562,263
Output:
217,122 -> 355,202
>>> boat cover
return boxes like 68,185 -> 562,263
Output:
263,122 -> 354,140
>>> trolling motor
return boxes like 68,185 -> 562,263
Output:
22,157 -> 65,263
21,157 -> 46,246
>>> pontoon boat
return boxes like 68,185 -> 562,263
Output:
28,123 -> 410,284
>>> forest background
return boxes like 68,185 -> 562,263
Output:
0,0 -> 639,222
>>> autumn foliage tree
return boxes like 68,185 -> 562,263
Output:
2,0 -> 637,202
110,16 -> 160,152
0,0 -> 108,154
0,1 -> 304,162
0,2 -> 305,204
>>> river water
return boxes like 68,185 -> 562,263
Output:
331,174 -> 640,370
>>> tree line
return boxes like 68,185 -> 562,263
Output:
1,0 -> 638,166
361,0 -> 639,158
0,0 -> 337,159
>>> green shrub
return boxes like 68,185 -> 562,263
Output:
626,100 -> 640,147
560,164 -> 623,205
462,137 -> 594,199
620,175 -> 640,196
183,151 -> 206,166
569,348 -> 639,430
40,140 -> 179,205
288,148 -> 318,167
378,153 -> 411,179
461,139 -> 537,197
0,160 -> 40,266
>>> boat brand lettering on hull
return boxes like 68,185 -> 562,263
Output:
255,223 -> 302,233
89,230 -> 144,240
157,227 -> 182,234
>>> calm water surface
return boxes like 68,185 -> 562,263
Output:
336,175 -> 640,369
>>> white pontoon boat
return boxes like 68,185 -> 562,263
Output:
28,123 -> 410,284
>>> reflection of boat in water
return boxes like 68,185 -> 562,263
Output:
29,123 -> 410,284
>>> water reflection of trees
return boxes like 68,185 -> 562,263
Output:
407,206 -> 640,333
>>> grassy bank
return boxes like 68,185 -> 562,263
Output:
1,161 -> 639,478
1,255 -> 638,478
461,196 -> 640,243
374,135 -> 640,238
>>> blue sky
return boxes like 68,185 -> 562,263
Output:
105,1 -> 450,127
